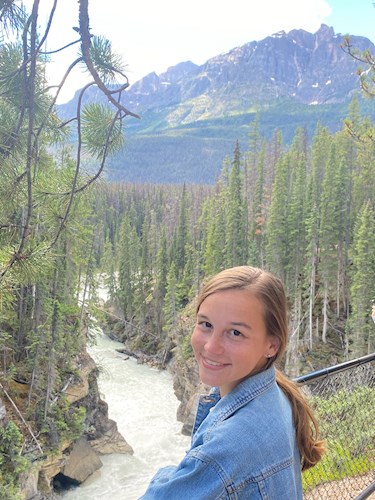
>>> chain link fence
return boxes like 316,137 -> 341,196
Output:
296,353 -> 375,500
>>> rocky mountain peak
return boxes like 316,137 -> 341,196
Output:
119,24 -> 374,115
58,24 -> 375,184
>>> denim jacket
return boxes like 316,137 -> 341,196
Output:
140,365 -> 303,499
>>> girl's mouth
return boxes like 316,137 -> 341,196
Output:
202,356 -> 229,369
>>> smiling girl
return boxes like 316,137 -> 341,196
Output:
140,266 -> 324,499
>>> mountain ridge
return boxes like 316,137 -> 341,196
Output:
59,24 -> 375,183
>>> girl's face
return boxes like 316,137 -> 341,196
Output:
191,289 -> 279,396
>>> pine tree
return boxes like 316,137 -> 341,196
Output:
154,228 -> 168,335
117,214 -> 139,320
265,152 -> 290,281
100,240 -> 117,302
224,141 -> 247,267
304,124 -> 331,348
319,142 -> 350,343
249,141 -> 266,267
201,192 -> 226,276
200,162 -> 229,275
135,217 -> 153,326
244,114 -> 262,230
348,201 -> 375,357
286,128 -> 308,292
169,185 -> 190,275
162,262 -> 178,337
352,124 -> 375,218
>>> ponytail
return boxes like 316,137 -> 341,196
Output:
276,369 -> 325,471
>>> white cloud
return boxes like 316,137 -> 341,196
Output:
23,0 -> 332,102
89,0 -> 332,77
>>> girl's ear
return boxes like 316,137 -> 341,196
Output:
268,336 -> 281,356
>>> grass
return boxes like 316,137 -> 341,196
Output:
303,435 -> 375,492
303,454 -> 375,491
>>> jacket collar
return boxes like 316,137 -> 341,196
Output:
193,365 -> 276,435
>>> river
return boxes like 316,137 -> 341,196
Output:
62,328 -> 191,499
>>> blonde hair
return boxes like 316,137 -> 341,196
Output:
196,266 -> 325,471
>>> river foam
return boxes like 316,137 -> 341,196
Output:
62,330 -> 190,499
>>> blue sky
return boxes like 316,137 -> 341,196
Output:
22,0 -> 375,102
326,0 -> 375,41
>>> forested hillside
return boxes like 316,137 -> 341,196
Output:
95,107 -> 375,376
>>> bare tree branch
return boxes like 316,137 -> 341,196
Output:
78,0 -> 140,119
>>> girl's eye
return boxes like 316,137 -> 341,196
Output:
199,321 -> 212,329
229,329 -> 243,338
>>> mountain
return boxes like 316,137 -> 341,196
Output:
59,25 -> 375,184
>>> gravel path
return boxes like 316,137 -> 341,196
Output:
304,472 -> 375,499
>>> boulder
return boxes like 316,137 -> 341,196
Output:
84,390 -> 134,455
89,417 -> 133,454
19,469 -> 39,500
62,436 -> 103,483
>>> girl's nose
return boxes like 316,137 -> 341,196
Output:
205,331 -> 224,355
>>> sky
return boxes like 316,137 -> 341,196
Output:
22,0 -> 375,103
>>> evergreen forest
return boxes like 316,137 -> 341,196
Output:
96,110 -> 375,376
0,1 -> 375,497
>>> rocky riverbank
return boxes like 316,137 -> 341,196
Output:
102,308 -> 206,436
1,349 -> 133,500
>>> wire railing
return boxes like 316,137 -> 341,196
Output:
296,353 -> 375,500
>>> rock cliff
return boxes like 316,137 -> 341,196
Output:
1,350 -> 133,499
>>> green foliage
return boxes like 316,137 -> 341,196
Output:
303,386 -> 375,491
0,243 -> 53,285
44,401 -> 86,448
0,5 -> 139,497
224,141 -> 247,267
0,421 -> 29,497
81,103 -> 125,159
201,183 -> 227,276
265,153 -> 290,280
96,99 -> 375,184
0,483 -> 23,500
303,443 -> 374,491
179,332 -> 194,360
118,213 -> 140,320
0,43 -> 24,108
348,201 -> 375,356
88,36 -> 127,84
0,2 -> 26,40
162,262 -> 178,335
315,386 -> 375,453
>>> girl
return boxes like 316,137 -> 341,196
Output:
140,266 -> 324,499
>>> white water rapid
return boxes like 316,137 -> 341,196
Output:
62,329 -> 190,499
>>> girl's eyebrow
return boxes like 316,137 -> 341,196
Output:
231,321 -> 252,330
197,313 -> 210,320
197,315 -> 252,331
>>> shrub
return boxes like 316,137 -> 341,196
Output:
303,385 -> 375,491
0,421 -> 29,498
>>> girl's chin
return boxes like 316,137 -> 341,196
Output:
199,362 -> 229,386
